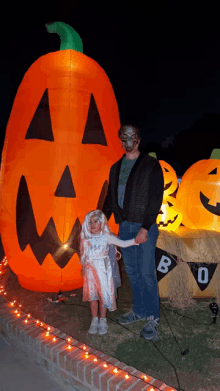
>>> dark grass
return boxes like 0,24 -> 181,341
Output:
2,260 -> 220,391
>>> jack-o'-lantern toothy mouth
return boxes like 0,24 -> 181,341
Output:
200,192 -> 220,216
164,181 -> 172,191
16,175 -> 82,269
157,212 -> 178,227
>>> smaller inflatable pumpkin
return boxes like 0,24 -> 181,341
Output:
176,149 -> 220,231
148,152 -> 178,198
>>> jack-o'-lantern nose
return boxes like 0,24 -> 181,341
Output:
55,166 -> 76,198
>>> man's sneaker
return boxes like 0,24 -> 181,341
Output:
88,317 -> 98,334
98,318 -> 108,335
117,311 -> 145,325
140,315 -> 159,340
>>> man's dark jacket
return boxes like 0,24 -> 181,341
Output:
102,152 -> 164,231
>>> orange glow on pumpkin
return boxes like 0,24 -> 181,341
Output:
157,195 -> 183,231
176,149 -> 220,231
159,160 -> 178,198
148,153 -> 178,199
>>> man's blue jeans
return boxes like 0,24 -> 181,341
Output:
119,221 -> 159,319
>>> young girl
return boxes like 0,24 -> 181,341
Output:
79,209 -> 139,335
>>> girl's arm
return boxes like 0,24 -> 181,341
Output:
107,234 -> 139,248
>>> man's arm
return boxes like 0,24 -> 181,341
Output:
135,161 -> 164,244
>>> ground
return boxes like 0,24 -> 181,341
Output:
2,260 -> 220,391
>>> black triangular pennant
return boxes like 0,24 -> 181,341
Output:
55,166 -> 76,198
81,94 -> 107,145
188,262 -> 218,291
155,247 -> 178,282
25,89 -> 54,141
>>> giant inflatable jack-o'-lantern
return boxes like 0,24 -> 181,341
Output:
176,149 -> 220,231
0,22 -> 123,292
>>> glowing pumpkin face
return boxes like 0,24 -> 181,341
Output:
0,22 -> 123,292
159,160 -> 178,199
176,149 -> 220,231
148,153 -> 178,199
156,195 -> 183,231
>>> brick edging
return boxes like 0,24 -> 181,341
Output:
0,296 -> 175,391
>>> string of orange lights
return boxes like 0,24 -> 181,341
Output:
0,256 -> 175,391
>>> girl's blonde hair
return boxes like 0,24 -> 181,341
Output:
79,210 -> 111,265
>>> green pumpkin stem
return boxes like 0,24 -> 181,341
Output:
210,149 -> 220,159
148,152 -> 157,159
45,21 -> 83,53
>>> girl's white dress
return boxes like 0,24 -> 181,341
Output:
82,233 -> 136,311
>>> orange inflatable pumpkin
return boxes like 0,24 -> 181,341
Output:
148,152 -> 178,198
156,195 -> 182,231
176,149 -> 220,231
0,22 -> 123,292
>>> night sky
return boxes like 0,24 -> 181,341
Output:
1,2 -> 220,158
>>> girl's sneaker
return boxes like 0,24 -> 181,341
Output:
88,317 -> 98,334
98,318 -> 108,335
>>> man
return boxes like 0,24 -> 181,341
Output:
102,124 -> 164,340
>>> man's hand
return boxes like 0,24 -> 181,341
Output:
134,227 -> 148,244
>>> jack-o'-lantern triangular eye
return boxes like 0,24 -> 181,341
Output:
164,167 -> 169,172
167,201 -> 173,207
25,89 -> 54,141
209,168 -> 217,175
81,94 -> 107,146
